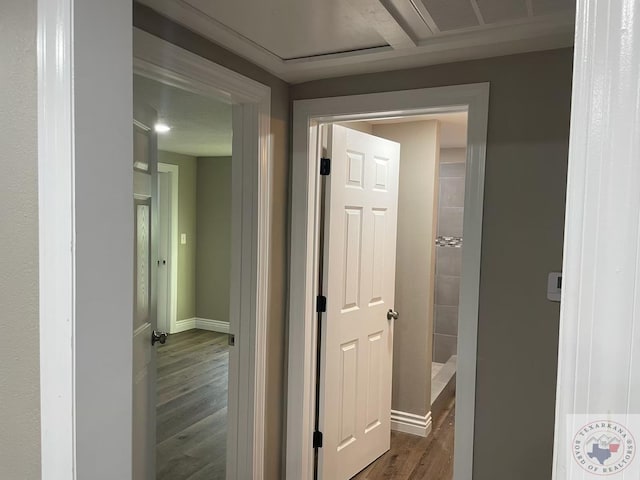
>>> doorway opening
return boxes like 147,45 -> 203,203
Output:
340,112 -> 467,478
133,29 -> 272,480
286,84 -> 488,480
134,72 -> 234,479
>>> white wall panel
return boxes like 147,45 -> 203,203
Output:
553,0 -> 640,477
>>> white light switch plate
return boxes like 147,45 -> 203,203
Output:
180,233 -> 187,245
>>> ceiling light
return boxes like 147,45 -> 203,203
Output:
155,123 -> 171,133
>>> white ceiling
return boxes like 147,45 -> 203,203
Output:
138,0 -> 576,83
134,73 -> 232,157
185,0 -> 388,59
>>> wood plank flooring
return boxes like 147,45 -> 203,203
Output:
156,329 -> 229,480
155,329 -> 455,480
352,398 -> 456,480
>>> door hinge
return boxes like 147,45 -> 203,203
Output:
313,430 -> 323,449
320,157 -> 331,176
316,295 -> 327,313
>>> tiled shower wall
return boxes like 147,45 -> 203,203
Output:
433,148 -> 466,363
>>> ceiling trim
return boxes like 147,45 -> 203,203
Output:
138,0 -> 575,83
137,0 -> 285,73
408,0 -> 441,33
282,13 -> 575,79
345,0 -> 417,48
469,0 -> 486,25
133,27 -> 270,102
526,0 -> 535,17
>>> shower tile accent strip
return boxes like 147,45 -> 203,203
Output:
436,236 -> 463,248
433,147 -> 466,364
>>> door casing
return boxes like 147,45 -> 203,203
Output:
134,30 -> 273,479
157,163 -> 179,334
286,84 -> 490,480
37,2 -> 273,475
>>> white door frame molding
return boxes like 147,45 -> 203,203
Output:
136,28 -> 273,480
286,83 -> 490,480
157,162 -> 179,334
552,0 -> 640,477
38,1 -> 133,478
37,0 -> 272,473
135,29 -> 272,479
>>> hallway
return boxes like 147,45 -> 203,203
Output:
352,399 -> 455,480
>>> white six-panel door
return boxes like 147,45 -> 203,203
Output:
319,125 -> 401,479
132,104 -> 158,480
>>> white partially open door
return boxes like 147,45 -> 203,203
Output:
319,125 -> 401,479
132,103 -> 161,480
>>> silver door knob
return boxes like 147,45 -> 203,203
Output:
387,309 -> 399,320
152,330 -> 168,346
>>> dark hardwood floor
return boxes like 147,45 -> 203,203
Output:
352,398 -> 456,480
156,329 -> 229,480
155,329 -> 454,480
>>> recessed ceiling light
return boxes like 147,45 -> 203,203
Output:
155,123 -> 171,133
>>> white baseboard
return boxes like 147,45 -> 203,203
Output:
195,317 -> 230,334
390,409 -> 432,437
171,317 -> 230,334
173,317 -> 196,333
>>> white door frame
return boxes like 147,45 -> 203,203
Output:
157,163 -> 179,334
552,0 -> 640,476
286,83 -> 489,480
37,0 -> 272,472
135,31 -> 272,479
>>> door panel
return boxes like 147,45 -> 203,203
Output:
365,331 -> 383,433
132,105 -> 158,480
135,200 -> 151,329
319,125 -> 401,480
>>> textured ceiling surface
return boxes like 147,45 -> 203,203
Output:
134,74 -> 232,157
184,0 -> 388,59
138,0 -> 575,82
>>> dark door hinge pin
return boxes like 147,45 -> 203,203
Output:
316,295 -> 327,313
320,157 -> 331,176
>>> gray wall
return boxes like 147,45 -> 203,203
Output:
196,157 -> 232,321
433,148 -> 466,363
134,5 -> 291,477
12,5 -> 569,477
292,48 -> 571,480
158,150 -> 198,322
371,121 -> 440,419
0,0 -> 41,477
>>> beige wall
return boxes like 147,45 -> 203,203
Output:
159,151 -> 198,321
196,157 -> 232,321
134,5 -> 291,477
292,48 -> 571,479
0,0 -> 41,477
371,121 -> 440,418
338,121 -> 373,134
